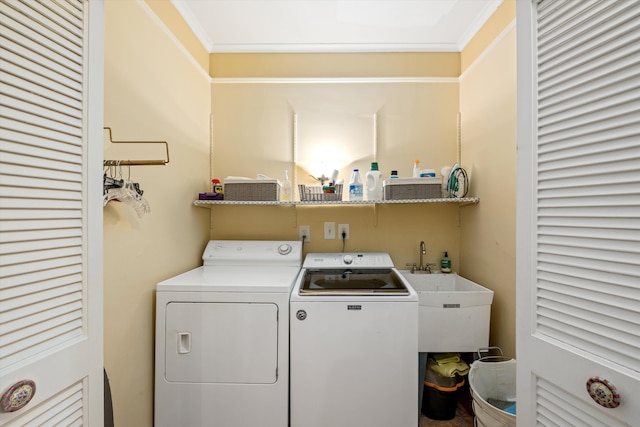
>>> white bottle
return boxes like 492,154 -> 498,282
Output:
366,162 -> 383,201
413,160 -> 421,178
281,170 -> 292,201
348,169 -> 363,201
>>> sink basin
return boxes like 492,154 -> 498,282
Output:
400,271 -> 494,307
399,271 -> 494,353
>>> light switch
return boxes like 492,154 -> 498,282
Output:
324,222 -> 336,239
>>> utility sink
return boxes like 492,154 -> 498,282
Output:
399,271 -> 494,353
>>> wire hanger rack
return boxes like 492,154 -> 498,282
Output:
103,127 -> 170,166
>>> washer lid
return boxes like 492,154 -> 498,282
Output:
300,268 -> 409,295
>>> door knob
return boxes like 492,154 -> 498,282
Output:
1,379 -> 36,412
586,376 -> 620,408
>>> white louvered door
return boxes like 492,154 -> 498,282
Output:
517,0 -> 640,425
0,0 -> 103,425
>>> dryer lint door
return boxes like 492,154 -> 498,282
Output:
164,302 -> 278,383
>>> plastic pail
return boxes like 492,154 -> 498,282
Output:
469,348 -> 516,427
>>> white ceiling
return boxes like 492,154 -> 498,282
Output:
171,0 -> 503,53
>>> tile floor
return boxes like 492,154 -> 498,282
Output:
419,382 -> 475,427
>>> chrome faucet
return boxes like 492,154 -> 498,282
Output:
406,241 -> 432,273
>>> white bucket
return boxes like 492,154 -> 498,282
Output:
469,348 -> 516,427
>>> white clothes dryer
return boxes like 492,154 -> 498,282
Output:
155,240 -> 302,427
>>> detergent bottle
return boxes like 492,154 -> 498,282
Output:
348,169 -> 363,201
366,162 -> 383,201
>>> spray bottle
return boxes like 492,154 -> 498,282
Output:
413,160 -> 421,178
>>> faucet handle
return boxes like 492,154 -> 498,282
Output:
405,263 -> 417,273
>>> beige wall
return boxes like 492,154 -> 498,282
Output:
459,23 -> 517,358
103,1 -> 211,425
210,52 -> 460,78
210,80 -> 464,267
211,81 -> 459,181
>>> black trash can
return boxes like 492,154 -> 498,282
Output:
421,359 -> 465,421
421,378 -> 464,420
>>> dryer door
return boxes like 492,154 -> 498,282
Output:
164,302 -> 278,383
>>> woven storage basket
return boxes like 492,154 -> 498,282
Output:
383,178 -> 442,200
224,179 -> 279,201
298,184 -> 343,201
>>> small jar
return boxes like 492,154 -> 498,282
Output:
212,179 -> 223,194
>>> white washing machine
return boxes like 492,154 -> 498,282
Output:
289,252 -> 419,427
154,240 -> 302,427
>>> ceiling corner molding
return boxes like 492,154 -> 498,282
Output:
456,0 -> 504,50
208,42 -> 461,54
171,0 -> 215,51
210,77 -> 460,84
140,0 -> 210,80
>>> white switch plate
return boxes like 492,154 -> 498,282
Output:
338,224 -> 350,240
299,225 -> 311,242
324,222 -> 336,239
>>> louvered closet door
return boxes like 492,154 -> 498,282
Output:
0,0 -> 104,425
517,0 -> 640,425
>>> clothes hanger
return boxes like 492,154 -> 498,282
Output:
103,162 -> 150,217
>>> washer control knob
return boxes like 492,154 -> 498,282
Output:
343,255 -> 353,265
278,244 -> 292,255
296,310 -> 307,321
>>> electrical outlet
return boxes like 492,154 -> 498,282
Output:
299,225 -> 311,242
338,224 -> 350,240
324,222 -> 336,239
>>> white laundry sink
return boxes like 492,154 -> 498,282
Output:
399,271 -> 494,353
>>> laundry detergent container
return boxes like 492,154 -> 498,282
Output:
421,359 -> 466,420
